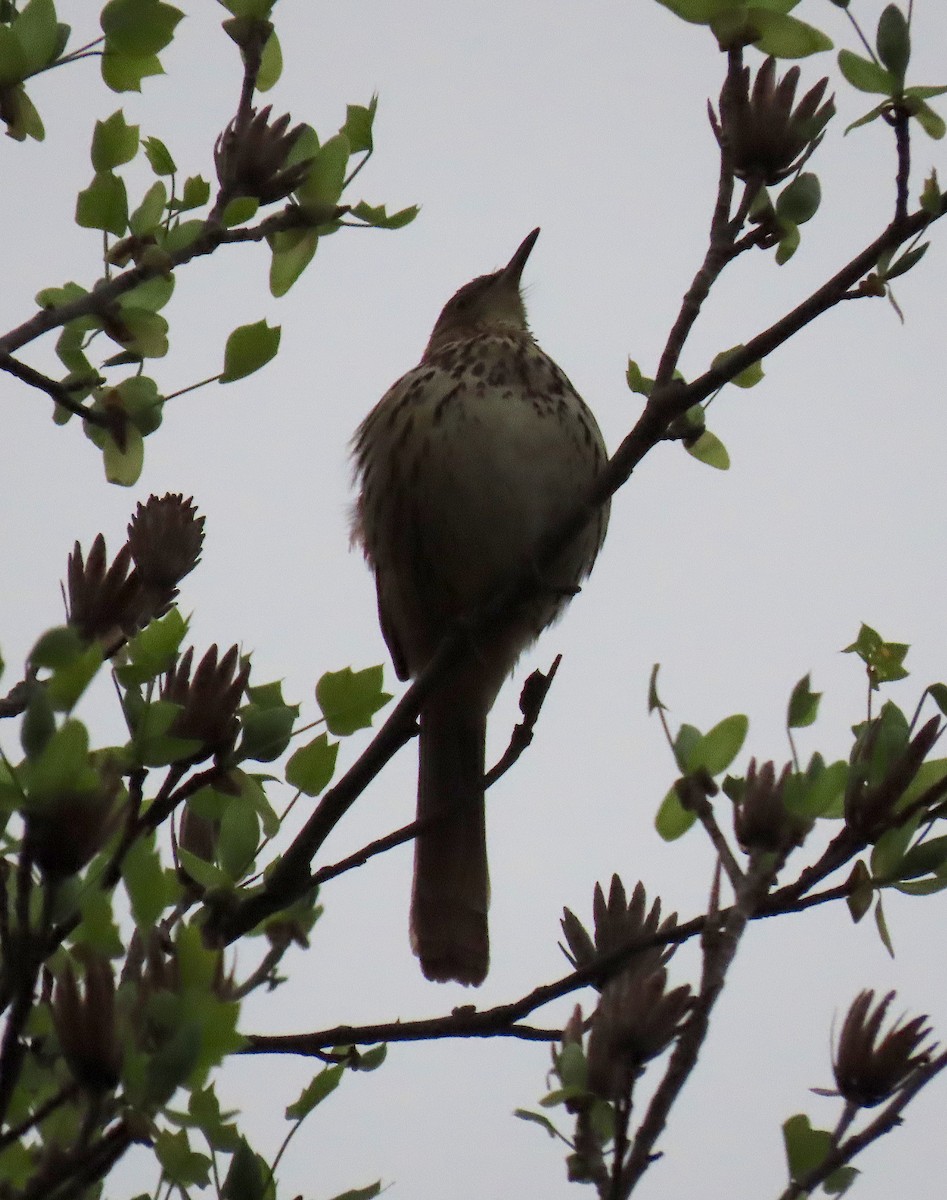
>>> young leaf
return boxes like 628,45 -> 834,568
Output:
269,227 -> 318,297
75,171 -> 129,236
788,674 -> 821,729
316,666 -> 391,736
101,0 -> 183,57
285,733 -> 338,796
221,320 -> 281,382
685,429 -> 730,470
142,134 -> 176,174
286,1065 -> 344,1119
838,49 -> 896,95
655,784 -> 697,841
876,4 -> 910,86
91,109 -> 139,170
687,714 -> 749,776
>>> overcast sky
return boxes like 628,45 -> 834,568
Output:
3,1 -> 947,1197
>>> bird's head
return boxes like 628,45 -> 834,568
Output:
424,228 -> 540,355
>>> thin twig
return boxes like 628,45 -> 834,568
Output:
621,855 -> 776,1192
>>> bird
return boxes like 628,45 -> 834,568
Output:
352,228 -> 609,985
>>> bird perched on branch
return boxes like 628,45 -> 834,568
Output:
352,229 -> 609,985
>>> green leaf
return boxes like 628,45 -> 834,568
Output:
349,200 -> 419,230
626,358 -> 653,397
316,665 -> 391,736
285,733 -> 338,796
217,798 -> 259,881
269,227 -> 318,297
912,100 -> 946,141
116,608 -> 188,685
783,1113 -> 833,1182
153,1128 -> 211,1188
221,320 -> 281,382
221,1137 -> 265,1200
103,425 -> 144,485
784,756 -> 847,819
123,832 -> 178,928
655,784 -> 697,840
142,134 -> 176,174
255,28 -> 281,91
843,623 -> 909,686
343,96 -> 377,154
838,49 -> 896,94
238,703 -> 297,763
286,1065 -> 344,1119
0,26 -> 28,86
30,625 -> 85,670
21,685 -> 54,759
168,173 -> 210,213
788,673 -> 820,728
845,100 -> 889,135
896,834 -> 947,881
882,241 -> 928,280
874,894 -> 894,956
101,0 -> 183,56
928,683 -> 947,716
91,109 -> 139,170
647,663 -> 666,713
131,699 -> 201,766
776,172 -> 821,225
117,375 -> 164,436
47,643 -> 103,712
514,1108 -> 561,1138
178,848 -> 231,890
101,50 -> 163,93
775,219 -> 800,264
75,171 -> 128,236
111,308 -> 169,358
70,886 -> 123,955
685,429 -> 730,470
22,717 -> 99,803
0,82 -> 43,141
870,812 -> 919,880
325,1186 -> 382,1200
129,179 -> 168,234
14,0 -> 61,74
686,714 -> 748,776
221,196 -> 259,227
876,4 -> 910,86
747,9 -> 832,58
161,217 -> 204,253
297,133 -> 350,207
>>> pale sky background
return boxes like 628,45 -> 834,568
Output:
3,1 -> 947,1197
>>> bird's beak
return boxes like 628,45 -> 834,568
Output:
502,228 -> 540,285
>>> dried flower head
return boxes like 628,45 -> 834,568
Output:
66,535 -> 147,654
161,644 -> 249,761
214,106 -> 313,204
126,493 -> 204,603
561,876 -> 677,983
733,758 -> 811,854
587,966 -> 693,1100
833,989 -> 935,1107
51,955 -> 121,1091
710,57 -> 834,186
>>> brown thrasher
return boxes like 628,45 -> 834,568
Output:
352,229 -> 609,985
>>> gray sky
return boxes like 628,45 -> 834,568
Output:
3,1 -> 947,1196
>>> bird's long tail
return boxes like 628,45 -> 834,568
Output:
410,696 -> 489,986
